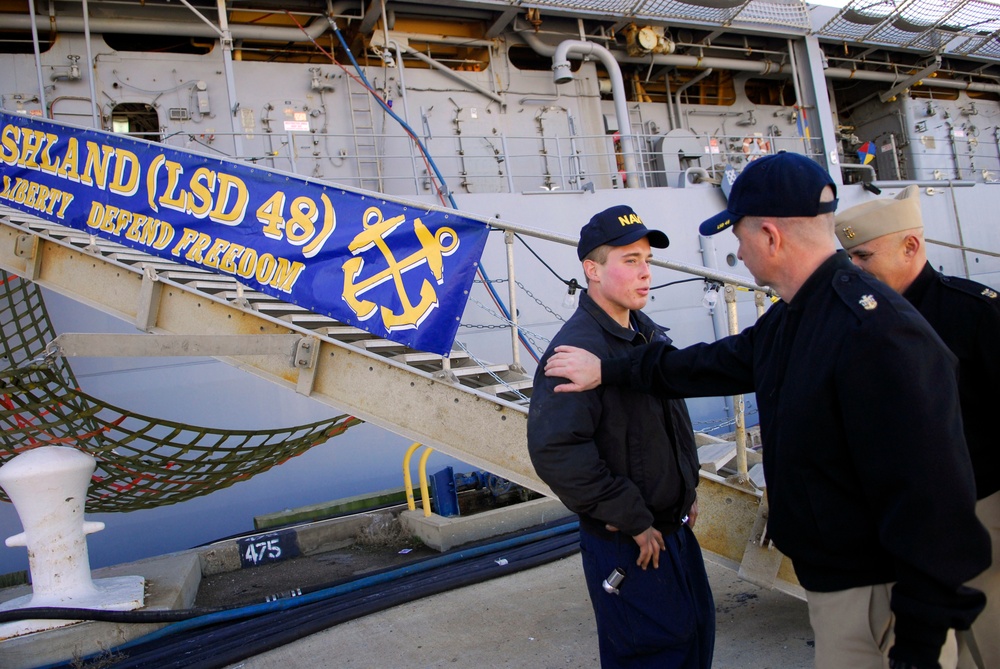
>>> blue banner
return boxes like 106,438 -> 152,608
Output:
0,112 -> 490,355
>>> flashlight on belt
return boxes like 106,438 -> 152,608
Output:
602,567 -> 626,595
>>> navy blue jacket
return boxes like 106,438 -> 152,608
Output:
528,291 -> 699,539
602,252 -> 989,665
904,261 -> 1000,499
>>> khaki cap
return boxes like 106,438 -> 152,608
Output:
836,185 -> 923,250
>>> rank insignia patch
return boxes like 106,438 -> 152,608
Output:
859,294 -> 878,310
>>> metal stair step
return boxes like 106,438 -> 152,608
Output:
391,350 -> 471,364
475,378 -> 533,396
278,313 -> 339,328
108,250 -> 177,264
156,270 -> 238,284
246,301 -> 321,319
218,290 -> 273,303
698,441 -> 738,474
448,363 -> 510,378
358,339 -> 409,350
179,280 -> 245,294
320,325 -> 371,337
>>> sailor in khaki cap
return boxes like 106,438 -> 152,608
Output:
835,185 -> 925,293
838,186 -> 1000,669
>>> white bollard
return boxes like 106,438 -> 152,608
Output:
0,446 -> 144,639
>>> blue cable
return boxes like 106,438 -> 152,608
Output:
330,24 -> 540,362
330,23 -> 455,210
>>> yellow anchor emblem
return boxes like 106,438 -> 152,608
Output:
342,206 -> 459,330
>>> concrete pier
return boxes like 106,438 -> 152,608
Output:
222,552 -> 815,669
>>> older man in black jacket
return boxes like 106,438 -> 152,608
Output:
527,204 -> 713,669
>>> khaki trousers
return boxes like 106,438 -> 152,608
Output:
806,584 -> 957,669
957,490 -> 1000,669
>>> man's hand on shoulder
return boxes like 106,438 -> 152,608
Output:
545,346 -> 602,392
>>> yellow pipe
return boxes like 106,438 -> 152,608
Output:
402,442 -> 422,511
418,446 -> 435,517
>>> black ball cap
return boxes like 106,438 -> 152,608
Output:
577,205 -> 669,261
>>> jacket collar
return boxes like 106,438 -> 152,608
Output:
788,251 -> 850,311
579,290 -> 667,343
902,261 -> 937,306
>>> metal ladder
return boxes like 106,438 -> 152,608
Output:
348,77 -> 384,192
628,103 -> 654,188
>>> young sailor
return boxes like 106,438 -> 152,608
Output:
528,205 -> 714,668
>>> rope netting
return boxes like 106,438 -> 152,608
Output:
0,271 -> 362,512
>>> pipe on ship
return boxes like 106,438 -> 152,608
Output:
520,31 -> 1000,95
2,1 -> 361,42
552,39 -> 641,188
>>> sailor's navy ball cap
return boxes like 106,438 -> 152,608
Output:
699,152 -> 839,236
577,204 -> 669,261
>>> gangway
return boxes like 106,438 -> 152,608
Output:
0,202 -> 534,480
0,203 -> 800,598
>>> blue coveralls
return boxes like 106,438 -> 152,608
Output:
528,291 -> 714,668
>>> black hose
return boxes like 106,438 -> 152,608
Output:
0,605 -> 231,625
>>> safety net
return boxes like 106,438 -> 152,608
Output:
0,271 -> 361,513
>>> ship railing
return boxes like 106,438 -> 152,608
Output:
153,127 -> 1000,189
152,129 -> 825,196
839,158 -> 1000,185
